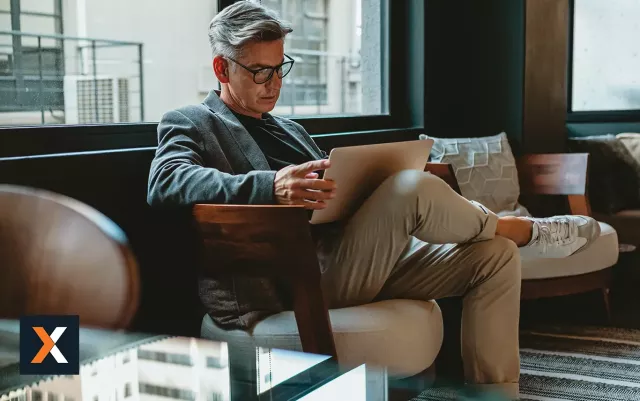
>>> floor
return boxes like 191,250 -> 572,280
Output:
432,249 -> 640,386
522,249 -> 640,329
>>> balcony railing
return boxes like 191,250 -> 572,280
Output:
0,30 -> 144,125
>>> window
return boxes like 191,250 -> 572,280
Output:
137,349 -> 193,366
124,383 -> 132,398
138,383 -> 195,401
31,391 -> 43,401
205,356 -> 227,369
1,0 -> 384,126
571,0 -> 640,112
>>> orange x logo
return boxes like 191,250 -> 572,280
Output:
32,327 -> 55,363
31,326 -> 68,364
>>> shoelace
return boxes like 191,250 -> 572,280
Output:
533,218 -> 577,253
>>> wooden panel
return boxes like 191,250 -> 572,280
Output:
192,205 -> 311,276
568,194 -> 592,216
192,204 -> 338,359
521,267 -> 613,300
523,0 -> 570,153
517,153 -> 589,195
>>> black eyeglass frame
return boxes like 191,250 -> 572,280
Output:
226,54 -> 295,84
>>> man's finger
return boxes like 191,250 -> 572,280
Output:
292,159 -> 330,176
305,172 -> 319,179
292,178 -> 337,191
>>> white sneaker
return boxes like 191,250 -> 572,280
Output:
519,215 -> 601,259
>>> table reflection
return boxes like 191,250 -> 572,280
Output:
0,336 -> 334,401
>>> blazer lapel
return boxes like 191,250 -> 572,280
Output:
203,90 -> 270,171
272,118 -> 323,160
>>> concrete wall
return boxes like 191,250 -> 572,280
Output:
62,0 -> 216,123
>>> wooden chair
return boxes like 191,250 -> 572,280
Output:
426,154 -> 618,317
515,153 -> 618,318
193,163 -> 455,379
0,184 -> 140,329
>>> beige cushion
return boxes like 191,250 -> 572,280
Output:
201,299 -> 443,378
521,222 -> 618,280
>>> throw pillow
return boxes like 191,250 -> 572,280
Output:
617,133 -> 640,164
420,132 -> 530,216
568,135 -> 640,214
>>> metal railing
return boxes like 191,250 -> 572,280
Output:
0,30 -> 144,125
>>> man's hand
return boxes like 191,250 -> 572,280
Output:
274,159 -> 337,210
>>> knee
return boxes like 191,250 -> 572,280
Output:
490,236 -> 522,283
383,170 -> 451,204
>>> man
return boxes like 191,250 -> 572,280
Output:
147,1 -> 599,398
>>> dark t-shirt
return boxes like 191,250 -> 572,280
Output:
232,111 -> 313,170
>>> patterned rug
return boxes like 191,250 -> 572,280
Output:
413,325 -> 640,401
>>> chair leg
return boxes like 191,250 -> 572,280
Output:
602,287 -> 612,323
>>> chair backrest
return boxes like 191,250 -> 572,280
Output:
0,185 -> 139,329
516,153 -> 589,196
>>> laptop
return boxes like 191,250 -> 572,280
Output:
310,138 -> 434,225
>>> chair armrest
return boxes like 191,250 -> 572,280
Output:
516,153 -> 592,216
425,162 -> 462,195
192,204 -> 337,358
192,204 -> 313,277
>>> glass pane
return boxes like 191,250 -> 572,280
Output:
572,0 -> 640,111
21,0 -> 55,14
297,364 -> 368,401
256,348 -> 332,394
273,0 -> 379,117
0,0 -> 384,126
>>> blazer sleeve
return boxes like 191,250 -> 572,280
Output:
147,109 -> 277,207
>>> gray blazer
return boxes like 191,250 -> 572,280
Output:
148,89 -> 326,330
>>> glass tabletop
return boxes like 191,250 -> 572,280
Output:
0,320 -> 382,401
0,320 -> 508,401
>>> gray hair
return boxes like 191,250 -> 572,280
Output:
208,1 -> 293,59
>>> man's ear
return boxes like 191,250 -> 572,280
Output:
213,56 -> 230,84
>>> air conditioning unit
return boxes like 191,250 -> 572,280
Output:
63,75 -> 130,124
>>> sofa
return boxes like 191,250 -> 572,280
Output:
421,133 -> 619,313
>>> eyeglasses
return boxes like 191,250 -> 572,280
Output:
226,54 -> 295,84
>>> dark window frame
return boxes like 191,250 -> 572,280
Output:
566,0 -> 640,123
1,0 -> 421,157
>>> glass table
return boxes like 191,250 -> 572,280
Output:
0,320 -> 508,401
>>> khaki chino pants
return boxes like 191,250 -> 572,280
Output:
316,170 -> 521,398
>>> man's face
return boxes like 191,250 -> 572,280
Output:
226,39 -> 285,115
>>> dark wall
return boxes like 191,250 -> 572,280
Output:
424,0 -> 525,152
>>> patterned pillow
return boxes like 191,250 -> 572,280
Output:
420,132 -> 530,216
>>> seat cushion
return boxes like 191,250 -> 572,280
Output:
201,299 -> 443,378
521,222 -> 619,280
